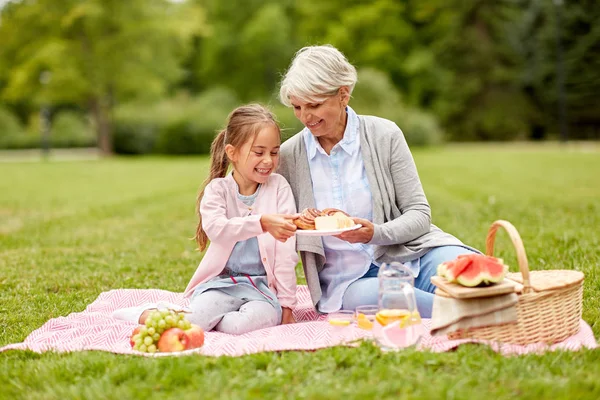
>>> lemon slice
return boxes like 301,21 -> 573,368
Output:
375,309 -> 411,326
356,313 -> 374,330
328,318 -> 351,326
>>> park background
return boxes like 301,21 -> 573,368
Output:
1,1 -> 599,399
1,0 -> 599,153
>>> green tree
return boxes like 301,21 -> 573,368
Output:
419,0 -> 532,141
294,0 -> 440,107
190,0 -> 295,101
517,0 -> 600,139
0,0 -> 207,153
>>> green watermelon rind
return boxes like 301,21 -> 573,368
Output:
437,262 -> 449,279
455,256 -> 508,287
481,258 -> 509,284
455,261 -> 484,287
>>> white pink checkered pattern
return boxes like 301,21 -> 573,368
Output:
0,286 -> 596,356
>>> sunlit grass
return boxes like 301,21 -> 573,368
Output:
1,145 -> 599,399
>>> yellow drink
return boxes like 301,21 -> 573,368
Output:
375,309 -> 420,328
356,313 -> 375,330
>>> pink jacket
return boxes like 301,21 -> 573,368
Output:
183,173 -> 298,309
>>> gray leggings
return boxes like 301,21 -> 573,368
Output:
187,290 -> 279,335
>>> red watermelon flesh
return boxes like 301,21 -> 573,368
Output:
481,256 -> 508,284
444,255 -> 472,282
455,259 -> 485,287
455,255 -> 508,287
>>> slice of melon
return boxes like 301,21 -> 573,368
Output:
455,259 -> 484,287
437,262 -> 451,279
445,255 -> 473,282
480,256 -> 509,284
455,254 -> 508,287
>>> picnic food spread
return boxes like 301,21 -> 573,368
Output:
130,309 -> 204,354
294,208 -> 354,230
431,220 -> 585,345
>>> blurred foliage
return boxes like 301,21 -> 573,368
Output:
0,105 -> 24,140
113,87 -> 239,154
0,0 -> 598,154
50,111 -> 96,148
351,68 -> 442,146
0,0 -> 207,153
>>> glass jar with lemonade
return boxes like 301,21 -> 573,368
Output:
374,262 -> 423,350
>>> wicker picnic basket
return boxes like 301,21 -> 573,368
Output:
448,220 -> 584,345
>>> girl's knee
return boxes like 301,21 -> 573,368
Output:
187,290 -> 241,331
216,302 -> 278,334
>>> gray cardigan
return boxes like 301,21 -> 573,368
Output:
278,115 -> 474,308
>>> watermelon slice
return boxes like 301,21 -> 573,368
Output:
455,254 -> 508,287
437,262 -> 451,279
444,255 -> 473,282
480,256 -> 509,284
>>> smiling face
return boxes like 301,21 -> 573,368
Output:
226,123 -> 281,195
290,87 -> 350,144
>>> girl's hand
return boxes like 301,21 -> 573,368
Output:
281,307 -> 296,324
335,217 -> 374,243
260,214 -> 298,242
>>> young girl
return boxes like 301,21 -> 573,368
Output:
114,104 -> 299,334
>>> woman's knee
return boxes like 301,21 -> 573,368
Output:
417,245 -> 477,294
423,245 -> 477,266
341,278 -> 379,311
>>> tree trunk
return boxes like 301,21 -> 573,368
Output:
90,96 -> 112,155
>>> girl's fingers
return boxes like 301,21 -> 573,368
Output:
284,221 -> 297,230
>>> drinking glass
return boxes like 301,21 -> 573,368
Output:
355,305 -> 378,331
374,262 -> 423,350
328,310 -> 354,343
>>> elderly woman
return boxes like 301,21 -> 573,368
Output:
277,45 -> 478,318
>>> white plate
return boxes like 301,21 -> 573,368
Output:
295,224 -> 362,236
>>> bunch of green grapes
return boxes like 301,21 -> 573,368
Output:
131,309 -> 192,353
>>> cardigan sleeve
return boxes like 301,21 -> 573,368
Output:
200,181 -> 264,243
271,178 -> 299,308
369,123 -> 431,246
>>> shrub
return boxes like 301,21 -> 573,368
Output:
154,87 -> 240,154
112,119 -> 158,155
50,111 -> 96,148
0,106 -> 31,149
351,68 -> 443,147
113,87 -> 240,155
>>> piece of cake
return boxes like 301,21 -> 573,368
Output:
314,212 -> 354,230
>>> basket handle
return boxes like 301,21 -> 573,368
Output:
485,220 -> 532,293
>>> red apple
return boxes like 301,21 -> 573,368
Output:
129,325 -> 143,348
157,328 -> 189,352
184,324 -> 205,349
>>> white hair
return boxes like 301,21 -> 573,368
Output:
279,45 -> 358,107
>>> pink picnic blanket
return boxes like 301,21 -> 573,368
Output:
1,285 -> 596,356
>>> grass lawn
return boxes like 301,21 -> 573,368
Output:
1,144 -> 599,399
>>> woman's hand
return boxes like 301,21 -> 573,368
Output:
260,214 -> 298,242
335,217 -> 374,243
281,307 -> 296,324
